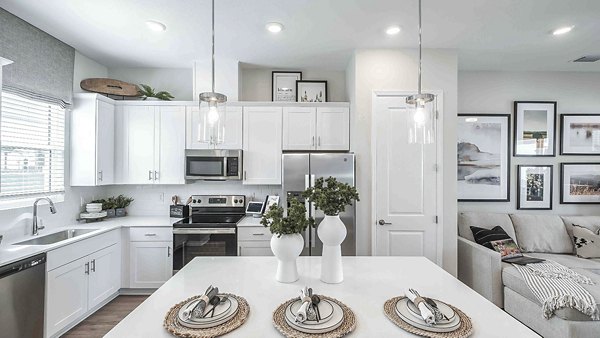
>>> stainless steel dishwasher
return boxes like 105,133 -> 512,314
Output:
0,253 -> 46,338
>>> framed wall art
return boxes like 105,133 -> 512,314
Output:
457,114 -> 511,201
560,163 -> 600,204
560,114 -> 600,155
517,165 -> 553,210
513,101 -> 557,157
296,80 -> 327,102
272,71 -> 302,102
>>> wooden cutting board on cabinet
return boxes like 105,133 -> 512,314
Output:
80,78 -> 140,97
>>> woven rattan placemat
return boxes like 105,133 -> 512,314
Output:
383,296 -> 473,338
164,293 -> 250,338
272,296 -> 356,338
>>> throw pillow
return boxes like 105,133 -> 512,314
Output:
490,238 -> 522,259
470,226 -> 513,250
572,224 -> 600,259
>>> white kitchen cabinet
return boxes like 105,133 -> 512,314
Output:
186,105 -> 243,149
316,107 -> 350,150
238,241 -> 273,256
157,106 -> 186,184
129,241 -> 173,288
283,107 -> 316,150
243,106 -> 283,185
70,93 -> 115,186
88,244 -> 121,309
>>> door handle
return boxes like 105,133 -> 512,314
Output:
85,262 -> 90,274
378,219 -> 392,226
148,170 -> 153,180
91,259 -> 96,272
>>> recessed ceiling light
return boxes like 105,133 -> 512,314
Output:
552,25 -> 574,36
266,22 -> 284,33
386,26 -> 401,35
146,20 -> 167,32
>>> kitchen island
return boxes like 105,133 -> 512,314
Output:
106,257 -> 539,337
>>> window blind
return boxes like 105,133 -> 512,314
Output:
0,91 -> 65,198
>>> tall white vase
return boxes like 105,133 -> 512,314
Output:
270,233 -> 304,283
317,215 -> 346,283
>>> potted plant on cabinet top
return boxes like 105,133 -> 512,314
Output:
261,198 -> 314,283
137,84 -> 174,101
303,176 -> 359,283
114,195 -> 134,217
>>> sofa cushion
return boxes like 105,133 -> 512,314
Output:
526,253 -> 600,270
573,225 -> 600,259
509,214 -> 573,253
470,226 -> 514,250
458,212 -> 517,245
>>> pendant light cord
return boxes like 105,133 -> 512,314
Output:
417,0 -> 422,95
211,0 -> 215,93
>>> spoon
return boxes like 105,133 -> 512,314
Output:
201,296 -> 222,318
311,295 -> 321,322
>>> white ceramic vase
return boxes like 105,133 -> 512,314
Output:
270,233 -> 304,283
317,215 -> 347,283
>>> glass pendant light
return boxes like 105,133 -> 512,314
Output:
406,0 -> 435,144
198,0 -> 227,145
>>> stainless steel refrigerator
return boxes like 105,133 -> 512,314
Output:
281,153 -> 356,256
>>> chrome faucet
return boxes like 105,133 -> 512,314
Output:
33,197 -> 56,235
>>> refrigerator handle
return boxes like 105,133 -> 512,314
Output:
310,174 -> 316,248
304,174 -> 311,249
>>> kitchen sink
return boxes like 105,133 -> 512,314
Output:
13,229 -> 99,246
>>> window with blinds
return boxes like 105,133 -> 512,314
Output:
0,92 -> 65,199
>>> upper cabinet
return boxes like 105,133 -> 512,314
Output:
243,106 -> 283,185
71,94 -> 115,186
115,105 -> 185,185
186,105 -> 243,150
283,106 -> 349,151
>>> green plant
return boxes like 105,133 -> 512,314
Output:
261,198 -> 314,237
114,194 -> 134,209
302,176 -> 360,216
137,84 -> 174,101
92,197 -> 119,210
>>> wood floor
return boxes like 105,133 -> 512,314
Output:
62,295 -> 148,337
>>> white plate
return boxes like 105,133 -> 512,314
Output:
406,298 -> 456,322
287,299 -> 335,325
395,298 -> 460,333
284,299 -> 344,334
178,296 -> 236,323
178,297 -> 238,329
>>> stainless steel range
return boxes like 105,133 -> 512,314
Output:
172,195 -> 245,272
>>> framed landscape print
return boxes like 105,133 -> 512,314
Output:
296,80 -> 327,102
457,114 -> 511,201
517,165 -> 553,210
561,163 -> 600,204
272,71 -> 302,102
514,101 -> 557,157
560,114 -> 600,155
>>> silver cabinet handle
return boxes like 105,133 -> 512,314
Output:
85,262 -> 90,274
148,170 -> 153,180
311,136 -> 315,146
98,170 -> 103,181
91,259 -> 96,272
144,233 -> 157,236
155,171 -> 159,180
252,233 -> 264,236
318,136 -> 321,147
378,219 -> 392,226
243,170 -> 247,181
167,246 -> 171,257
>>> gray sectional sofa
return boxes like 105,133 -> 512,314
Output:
458,212 -> 600,338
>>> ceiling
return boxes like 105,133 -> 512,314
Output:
1,0 -> 599,71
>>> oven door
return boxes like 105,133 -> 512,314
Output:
172,228 -> 237,271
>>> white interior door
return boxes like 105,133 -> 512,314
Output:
373,92 -> 440,263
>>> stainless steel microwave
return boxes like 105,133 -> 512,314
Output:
185,149 -> 242,180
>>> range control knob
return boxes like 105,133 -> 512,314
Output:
192,199 -> 197,204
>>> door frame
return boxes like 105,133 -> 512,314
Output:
370,90 -> 444,265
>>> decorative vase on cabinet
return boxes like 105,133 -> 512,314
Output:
270,234 -> 304,283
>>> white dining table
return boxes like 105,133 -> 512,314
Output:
106,256 -> 539,337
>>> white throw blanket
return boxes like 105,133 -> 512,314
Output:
513,261 -> 599,320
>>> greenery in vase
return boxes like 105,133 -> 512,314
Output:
302,176 -> 359,216
114,195 -> 134,209
261,198 -> 314,237
137,84 -> 174,101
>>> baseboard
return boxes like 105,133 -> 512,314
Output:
119,288 -> 156,295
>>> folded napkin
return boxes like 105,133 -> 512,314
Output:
404,288 -> 435,325
183,285 -> 219,319
295,287 -> 312,323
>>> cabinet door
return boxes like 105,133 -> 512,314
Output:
88,244 -> 121,309
243,106 -> 283,185
185,106 -> 212,149
283,107 -> 316,150
46,257 -> 89,337
157,106 -> 185,184
129,241 -> 173,288
124,105 -> 156,184
238,241 -> 274,256
220,106 -> 243,149
316,107 -> 350,150
96,100 -> 115,185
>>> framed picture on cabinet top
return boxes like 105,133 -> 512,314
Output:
272,71 -> 302,102
560,114 -> 600,155
514,101 -> 557,157
457,114 -> 511,202
296,80 -> 327,103
517,165 -> 553,210
560,163 -> 600,204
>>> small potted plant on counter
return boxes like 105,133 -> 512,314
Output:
261,198 -> 314,283
114,195 -> 134,217
303,176 -> 359,284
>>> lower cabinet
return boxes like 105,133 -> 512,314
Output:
237,226 -> 273,256
129,241 -> 173,288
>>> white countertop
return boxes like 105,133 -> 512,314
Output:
0,216 -> 180,266
106,257 -> 539,338
237,215 -> 264,227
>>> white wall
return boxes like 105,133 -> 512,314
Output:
239,68 -> 347,102
458,71 -> 600,216
108,67 -> 193,100
346,48 -> 458,275
73,51 -> 108,93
